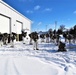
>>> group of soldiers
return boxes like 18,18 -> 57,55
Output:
0,31 -> 66,52
29,31 -> 66,51
0,31 -> 27,47
0,32 -> 17,47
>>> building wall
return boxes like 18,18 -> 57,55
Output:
0,1 -> 32,41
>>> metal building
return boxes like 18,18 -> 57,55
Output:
0,0 -> 32,41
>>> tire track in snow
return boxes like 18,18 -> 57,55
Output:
4,58 -> 9,75
4,58 -> 20,75
12,60 -> 21,75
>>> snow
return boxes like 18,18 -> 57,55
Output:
0,41 -> 76,75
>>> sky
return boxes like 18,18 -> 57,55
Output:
3,0 -> 76,32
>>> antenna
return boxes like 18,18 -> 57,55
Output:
55,21 -> 57,30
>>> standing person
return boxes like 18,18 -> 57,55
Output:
29,33 -> 33,45
3,33 -> 9,45
58,35 -> 66,52
22,30 -> 27,44
40,34 -> 45,43
10,32 -> 16,47
0,33 -> 3,47
32,32 -> 39,50
46,33 -> 49,43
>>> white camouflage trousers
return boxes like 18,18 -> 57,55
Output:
33,41 -> 38,50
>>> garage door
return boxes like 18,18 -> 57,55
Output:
0,14 -> 10,33
16,20 -> 23,34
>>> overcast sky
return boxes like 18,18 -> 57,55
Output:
3,0 -> 76,31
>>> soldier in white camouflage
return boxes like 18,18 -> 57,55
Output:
58,35 -> 66,52
31,32 -> 39,50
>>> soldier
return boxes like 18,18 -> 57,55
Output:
0,33 -> 3,47
10,32 -> 16,47
32,32 -> 39,50
22,30 -> 27,44
3,33 -> 9,45
67,34 -> 72,43
29,33 -> 33,45
58,35 -> 66,52
40,34 -> 45,43
45,33 -> 49,43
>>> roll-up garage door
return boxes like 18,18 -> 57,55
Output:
16,20 -> 23,34
0,14 -> 11,33
16,20 -> 23,41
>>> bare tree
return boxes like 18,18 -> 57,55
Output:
59,25 -> 65,32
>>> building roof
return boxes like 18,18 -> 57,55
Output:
0,0 -> 32,23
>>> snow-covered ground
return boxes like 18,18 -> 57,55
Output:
0,41 -> 76,75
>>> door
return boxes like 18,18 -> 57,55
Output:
0,14 -> 11,33
16,20 -> 23,41
16,20 -> 23,34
